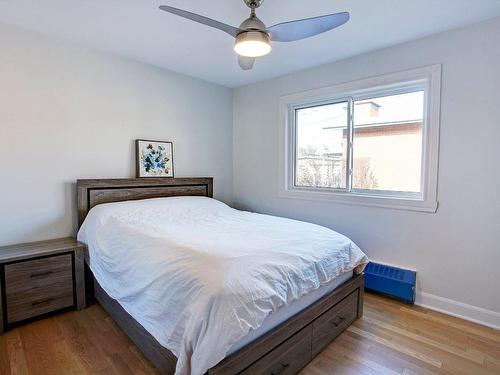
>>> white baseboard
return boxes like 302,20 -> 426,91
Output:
415,292 -> 500,330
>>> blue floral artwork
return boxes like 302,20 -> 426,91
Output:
136,140 -> 174,177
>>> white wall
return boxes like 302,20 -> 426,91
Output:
0,23 -> 234,246
233,17 -> 500,326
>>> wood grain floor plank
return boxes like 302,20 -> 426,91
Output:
0,331 -> 12,375
328,342 -> 401,375
51,339 -> 88,374
57,309 -> 113,372
366,342 -> 440,375
0,292 -> 498,375
347,325 -> 443,368
363,315 -> 485,364
6,330 -> 30,375
360,317 -> 496,375
333,332 -> 404,373
336,331 -> 439,375
364,305 -> 469,350
398,305 -> 500,343
18,319 -> 64,375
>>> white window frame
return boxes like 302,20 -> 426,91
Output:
278,65 -> 441,213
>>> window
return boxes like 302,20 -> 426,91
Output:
279,65 -> 441,212
295,101 -> 348,189
352,92 -> 423,194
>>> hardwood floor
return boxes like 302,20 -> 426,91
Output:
0,292 -> 498,375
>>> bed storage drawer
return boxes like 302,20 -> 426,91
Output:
311,290 -> 358,357
4,254 -> 74,323
240,325 -> 312,375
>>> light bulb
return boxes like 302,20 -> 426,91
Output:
234,31 -> 271,57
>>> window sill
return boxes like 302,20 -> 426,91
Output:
278,187 -> 438,213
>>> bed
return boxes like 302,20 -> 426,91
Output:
76,178 -> 367,375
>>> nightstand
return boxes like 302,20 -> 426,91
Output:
0,238 -> 86,334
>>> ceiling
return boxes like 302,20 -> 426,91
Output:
1,0 -> 500,87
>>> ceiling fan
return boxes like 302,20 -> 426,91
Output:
159,0 -> 350,71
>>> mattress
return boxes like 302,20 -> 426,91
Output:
78,196 -> 368,375
228,270 -> 353,354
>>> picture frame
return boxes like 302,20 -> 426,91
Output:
135,139 -> 174,178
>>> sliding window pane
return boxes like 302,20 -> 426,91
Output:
295,102 -> 348,189
352,91 -> 424,193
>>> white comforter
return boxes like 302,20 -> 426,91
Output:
78,197 -> 368,375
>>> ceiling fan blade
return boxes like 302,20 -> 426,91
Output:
238,55 -> 255,71
267,12 -> 349,42
159,5 -> 241,37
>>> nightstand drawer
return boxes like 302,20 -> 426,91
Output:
5,254 -> 74,323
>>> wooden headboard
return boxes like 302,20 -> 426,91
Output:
76,178 -> 213,228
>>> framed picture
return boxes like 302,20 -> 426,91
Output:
135,139 -> 174,178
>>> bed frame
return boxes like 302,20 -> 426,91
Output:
77,178 -> 364,375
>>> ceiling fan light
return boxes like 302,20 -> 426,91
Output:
234,31 -> 271,57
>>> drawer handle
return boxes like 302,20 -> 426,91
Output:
270,362 -> 290,375
330,316 -> 345,327
32,298 -> 54,306
30,271 -> 53,278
